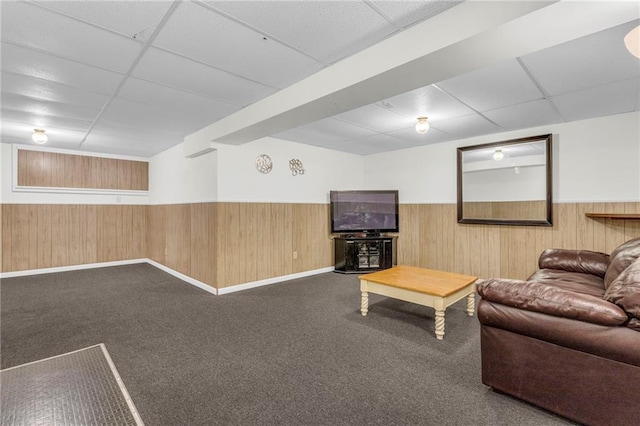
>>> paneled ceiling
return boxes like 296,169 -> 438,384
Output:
1,1 -> 639,157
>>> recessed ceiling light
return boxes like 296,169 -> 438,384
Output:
32,129 -> 48,144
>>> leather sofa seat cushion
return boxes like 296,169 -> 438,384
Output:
528,269 -> 605,297
604,237 -> 640,289
604,257 -> 640,320
477,278 -> 628,326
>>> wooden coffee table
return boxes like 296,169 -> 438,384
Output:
359,265 -> 477,340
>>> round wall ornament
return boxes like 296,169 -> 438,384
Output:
289,159 -> 305,176
255,154 -> 273,174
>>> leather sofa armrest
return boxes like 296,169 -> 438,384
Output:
477,278 -> 628,326
538,249 -> 609,278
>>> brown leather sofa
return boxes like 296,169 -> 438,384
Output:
477,237 -> 640,426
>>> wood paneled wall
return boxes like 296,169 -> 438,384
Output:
3,201 -> 638,290
17,149 -> 148,191
1,204 -> 146,272
146,203 -> 332,289
146,203 -> 217,286
396,202 -> 640,280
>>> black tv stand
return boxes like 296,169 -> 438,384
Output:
334,235 -> 396,274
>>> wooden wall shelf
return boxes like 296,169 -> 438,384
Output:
585,213 -> 640,220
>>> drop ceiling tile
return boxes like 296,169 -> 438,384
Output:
205,1 -> 395,64
334,104 -> 414,133
132,47 -> 275,105
0,43 -> 122,95
304,118 -> 378,140
430,114 -> 503,139
118,77 -> 240,123
551,78 -> 639,122
82,132 -> 176,157
34,1 -> 173,42
369,1 -> 462,30
273,127 -> 352,151
100,97 -> 200,135
383,85 -> 475,121
1,110 -> 92,132
1,93 -> 101,122
153,1 -> 324,89
484,99 -> 564,131
437,59 -> 544,112
386,125 -> 453,145
521,20 -> 640,96
2,72 -> 109,108
1,2 -> 142,73
349,133 -> 419,155
91,122 -> 184,146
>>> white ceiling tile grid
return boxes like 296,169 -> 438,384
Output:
483,99 -> 564,131
369,1 -> 462,30
153,1 -> 325,89
1,1 -> 143,73
521,19 -> 640,97
131,47 -> 276,106
33,0 -> 174,43
436,59 -> 544,113
1,1 -> 638,157
205,1 -> 397,64
0,42 -> 124,95
551,77 -> 640,122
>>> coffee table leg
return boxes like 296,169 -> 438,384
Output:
361,291 -> 369,316
466,292 -> 475,316
435,310 -> 445,340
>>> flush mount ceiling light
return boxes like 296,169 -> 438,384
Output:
32,129 -> 48,144
415,116 -> 429,134
624,25 -> 640,58
493,149 -> 504,161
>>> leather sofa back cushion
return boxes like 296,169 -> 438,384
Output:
538,249 -> 609,278
604,257 -> 640,319
604,237 -> 640,289
477,278 -> 628,326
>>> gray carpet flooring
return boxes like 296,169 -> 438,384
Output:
1,264 -> 576,425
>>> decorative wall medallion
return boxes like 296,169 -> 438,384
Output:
289,159 -> 305,176
255,154 -> 273,174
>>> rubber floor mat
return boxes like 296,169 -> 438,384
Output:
1,344 -> 143,425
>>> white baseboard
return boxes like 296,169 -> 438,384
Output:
0,259 -> 147,279
217,266 -> 335,295
145,259 -> 217,296
1,260 -> 334,296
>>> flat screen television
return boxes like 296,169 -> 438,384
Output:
330,190 -> 399,234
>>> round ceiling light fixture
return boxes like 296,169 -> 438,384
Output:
493,149 -> 504,161
624,25 -> 640,58
32,129 -> 48,144
415,116 -> 429,134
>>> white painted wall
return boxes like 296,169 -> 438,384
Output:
0,144 -> 149,205
6,111 -> 636,207
364,112 -> 640,203
213,137 -> 364,203
148,142 -> 217,205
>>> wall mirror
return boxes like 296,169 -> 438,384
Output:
457,134 -> 552,226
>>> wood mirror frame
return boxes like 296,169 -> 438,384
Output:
457,134 -> 553,226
